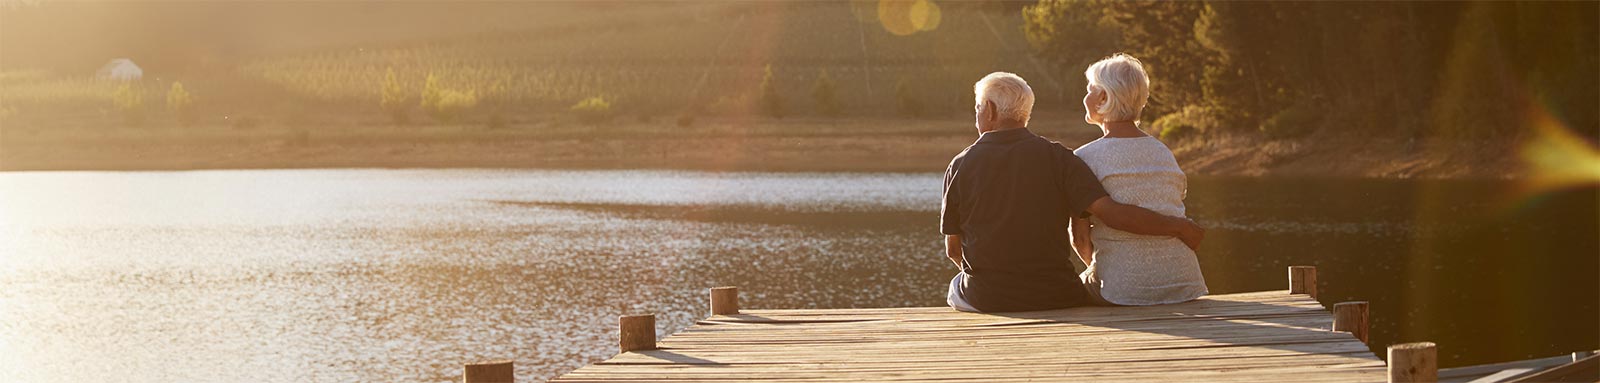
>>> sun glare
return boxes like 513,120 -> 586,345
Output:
1516,103 -> 1600,197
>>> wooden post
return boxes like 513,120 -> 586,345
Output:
462,360 -> 514,383
1388,342 -> 1437,383
1332,301 -> 1369,343
1289,266 -> 1318,298
710,286 -> 739,315
619,314 -> 656,352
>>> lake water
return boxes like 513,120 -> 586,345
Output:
1,169 -> 1594,382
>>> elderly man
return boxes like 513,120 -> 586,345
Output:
943,72 -> 1204,313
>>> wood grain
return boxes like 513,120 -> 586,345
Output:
556,290 -> 1384,382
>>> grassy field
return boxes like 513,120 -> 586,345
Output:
0,1 -> 1057,172
1,2 -> 1047,120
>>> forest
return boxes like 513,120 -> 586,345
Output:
1023,1 -> 1598,143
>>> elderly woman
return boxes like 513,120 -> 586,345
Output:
1071,54 -> 1208,306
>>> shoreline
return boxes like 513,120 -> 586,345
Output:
0,116 -> 1527,179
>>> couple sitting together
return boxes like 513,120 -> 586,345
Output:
943,54 -> 1208,312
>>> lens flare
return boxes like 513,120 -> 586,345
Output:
910,0 -> 942,32
878,0 -> 940,36
1516,103 -> 1600,196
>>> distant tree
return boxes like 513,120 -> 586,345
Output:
895,78 -> 923,117
1098,1 -> 1212,119
420,73 -> 441,120
570,96 -> 613,125
812,69 -> 840,117
419,73 -> 478,123
1023,0 -> 1122,97
1429,2 -> 1588,140
1191,2 -> 1264,125
759,64 -> 784,118
113,82 -> 144,126
380,67 -> 409,124
481,77 -> 511,129
165,81 -> 195,127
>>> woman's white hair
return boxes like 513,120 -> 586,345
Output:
974,72 -> 1035,124
1085,53 -> 1150,123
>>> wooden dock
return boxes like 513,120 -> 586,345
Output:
448,266 -> 1594,382
546,266 -> 1432,383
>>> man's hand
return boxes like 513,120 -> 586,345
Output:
1176,218 -> 1204,251
1086,196 -> 1205,251
1069,217 -> 1094,266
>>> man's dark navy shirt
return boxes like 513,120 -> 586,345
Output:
941,128 -> 1109,312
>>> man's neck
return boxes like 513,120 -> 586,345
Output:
982,122 -> 1028,135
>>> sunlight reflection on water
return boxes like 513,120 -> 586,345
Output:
0,169 -> 946,382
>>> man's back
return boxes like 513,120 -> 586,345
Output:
941,128 -> 1108,312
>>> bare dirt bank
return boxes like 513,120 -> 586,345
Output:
0,115 -> 1524,178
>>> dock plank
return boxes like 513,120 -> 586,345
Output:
555,290 -> 1386,382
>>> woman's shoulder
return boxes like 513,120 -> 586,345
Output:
1077,137 -> 1185,172
1075,136 -> 1166,157
1115,136 -> 1178,157
1071,138 -> 1109,156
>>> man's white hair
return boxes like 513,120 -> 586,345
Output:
1085,53 -> 1150,123
974,72 -> 1035,124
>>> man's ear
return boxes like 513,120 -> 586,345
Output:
984,100 -> 999,122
